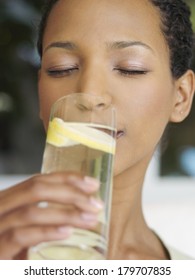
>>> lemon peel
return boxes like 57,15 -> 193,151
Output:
46,117 -> 116,154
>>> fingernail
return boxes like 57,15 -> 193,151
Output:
67,175 -> 80,184
81,213 -> 98,221
67,176 -> 86,189
67,176 -> 100,191
89,197 -> 104,209
57,226 -> 73,234
84,176 -> 100,187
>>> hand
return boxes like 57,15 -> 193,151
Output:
0,172 -> 102,259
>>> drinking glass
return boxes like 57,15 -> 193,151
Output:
28,93 -> 116,260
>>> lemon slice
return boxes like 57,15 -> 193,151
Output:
47,117 -> 116,154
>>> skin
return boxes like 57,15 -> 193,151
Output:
0,0 -> 194,259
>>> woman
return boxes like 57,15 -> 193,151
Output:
0,0 -> 194,259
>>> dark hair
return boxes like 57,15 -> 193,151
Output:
37,0 -> 58,57
150,0 -> 194,78
37,0 -> 194,79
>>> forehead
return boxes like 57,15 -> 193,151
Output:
43,0 -> 168,57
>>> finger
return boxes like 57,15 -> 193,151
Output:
40,172 -> 100,193
0,226 -> 72,260
0,173 -> 100,216
14,249 -> 27,260
0,205 -> 100,235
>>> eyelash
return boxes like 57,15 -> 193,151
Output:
46,67 -> 148,78
47,67 -> 79,77
114,68 -> 148,76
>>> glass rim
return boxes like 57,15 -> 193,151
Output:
51,93 -> 116,111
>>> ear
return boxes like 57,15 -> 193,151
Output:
37,69 -> 43,121
169,70 -> 195,123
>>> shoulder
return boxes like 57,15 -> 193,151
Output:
166,245 -> 194,260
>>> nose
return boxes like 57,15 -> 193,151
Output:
76,94 -> 111,111
76,64 -> 112,110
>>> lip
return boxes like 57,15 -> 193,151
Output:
116,130 -> 125,139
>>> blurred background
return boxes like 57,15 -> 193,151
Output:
0,0 -> 195,258
0,0 -> 44,174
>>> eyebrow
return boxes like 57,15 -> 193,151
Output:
44,41 -> 77,53
44,40 -> 154,54
107,40 -> 154,53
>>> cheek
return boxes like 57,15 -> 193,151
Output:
125,83 -> 173,144
38,71 -> 79,129
113,80 -> 174,175
38,81 -> 52,130
124,76 -> 174,125
38,76 -> 67,130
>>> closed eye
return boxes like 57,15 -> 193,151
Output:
114,68 -> 148,77
47,67 -> 79,77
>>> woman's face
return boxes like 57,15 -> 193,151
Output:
39,0 -> 178,176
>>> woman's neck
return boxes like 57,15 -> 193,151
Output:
107,163 -> 169,260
